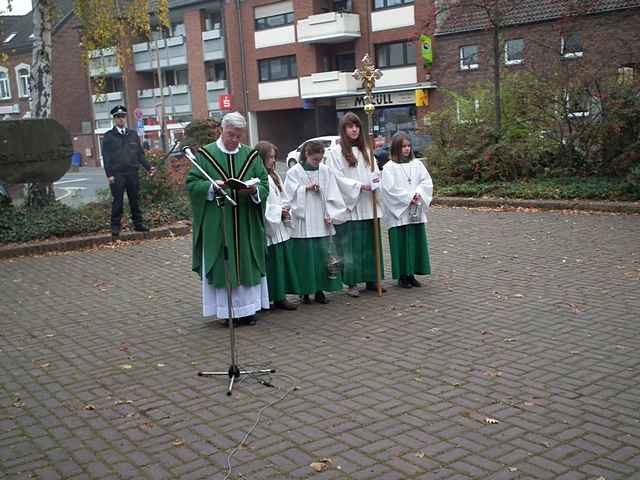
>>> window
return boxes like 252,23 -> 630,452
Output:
164,69 -> 188,86
618,65 -> 635,84
375,41 -> 416,68
0,69 -> 11,99
336,53 -> 356,73
171,23 -> 185,37
258,56 -> 297,82
255,12 -> 294,30
566,92 -> 591,118
206,62 -> 227,82
103,76 -> 123,93
16,65 -> 30,98
459,45 -> 479,70
505,38 -> 524,65
3,32 -> 16,43
373,0 -> 413,10
456,98 -> 480,123
561,32 -> 583,58
205,13 -> 222,31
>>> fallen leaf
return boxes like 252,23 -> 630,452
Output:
503,338 -> 515,343
173,439 -> 184,447
141,421 -> 154,429
39,363 -> 50,369
12,400 -> 25,408
120,364 -> 133,370
415,450 -> 425,458
507,467 -> 518,472
310,458 -> 332,473
157,363 -> 166,367
512,294 -> 524,298
83,404 -> 96,411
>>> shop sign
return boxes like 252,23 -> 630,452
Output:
336,90 -> 415,110
219,94 -> 233,111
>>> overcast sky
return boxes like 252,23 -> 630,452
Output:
1,0 -> 32,15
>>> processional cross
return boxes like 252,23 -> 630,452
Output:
352,54 -> 384,296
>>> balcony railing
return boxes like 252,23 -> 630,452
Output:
136,85 -> 192,116
92,91 -> 124,120
300,71 -> 360,98
297,12 -> 360,44
132,36 -> 187,71
202,29 -> 225,61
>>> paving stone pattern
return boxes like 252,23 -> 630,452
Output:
1,207 -> 640,480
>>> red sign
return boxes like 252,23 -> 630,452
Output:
219,94 -> 233,111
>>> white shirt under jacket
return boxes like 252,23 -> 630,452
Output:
380,159 -> 434,229
325,144 -> 382,223
264,174 -> 291,247
283,163 -> 346,239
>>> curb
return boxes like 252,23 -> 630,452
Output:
0,224 -> 191,260
432,196 -> 640,214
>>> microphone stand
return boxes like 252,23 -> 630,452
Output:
184,147 -> 274,395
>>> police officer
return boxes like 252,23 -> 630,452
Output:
102,105 -> 155,236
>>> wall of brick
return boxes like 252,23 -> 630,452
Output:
429,8 -> 640,112
185,9 -> 208,120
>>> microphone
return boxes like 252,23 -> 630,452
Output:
182,145 -> 237,207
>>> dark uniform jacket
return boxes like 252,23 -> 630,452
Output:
102,127 -> 151,177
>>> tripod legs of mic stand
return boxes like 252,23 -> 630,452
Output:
198,366 -> 276,396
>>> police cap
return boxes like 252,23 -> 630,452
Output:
110,105 -> 127,117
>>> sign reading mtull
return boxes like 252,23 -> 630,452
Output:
335,90 -> 415,110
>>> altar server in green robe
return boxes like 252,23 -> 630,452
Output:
325,112 -> 384,298
255,141 -> 299,310
284,140 -> 346,304
380,132 -> 433,288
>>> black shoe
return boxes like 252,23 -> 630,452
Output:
111,228 -> 120,237
301,294 -> 312,305
134,224 -> 150,232
244,315 -> 257,326
409,276 -> 422,288
365,282 -> 387,293
314,291 -> 329,304
398,276 -> 413,288
274,300 -> 297,310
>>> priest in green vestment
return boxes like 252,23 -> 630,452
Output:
186,112 -> 270,325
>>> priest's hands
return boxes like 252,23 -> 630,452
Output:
360,184 -> 372,192
237,185 -> 258,195
324,215 -> 332,225
306,182 -> 320,192
411,193 -> 422,204
281,207 -> 291,221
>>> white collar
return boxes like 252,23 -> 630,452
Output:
216,137 -> 240,154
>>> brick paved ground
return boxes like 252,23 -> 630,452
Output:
1,207 -> 639,480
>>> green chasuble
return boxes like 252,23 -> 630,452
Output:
186,142 -> 269,289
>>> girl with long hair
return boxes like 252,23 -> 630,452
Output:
325,111 -> 384,297
284,140 -> 346,304
254,141 -> 300,310
380,132 -> 433,288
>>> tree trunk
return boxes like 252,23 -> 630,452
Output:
492,25 -> 502,141
27,0 -> 55,207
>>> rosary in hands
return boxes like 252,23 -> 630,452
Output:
306,183 -> 320,192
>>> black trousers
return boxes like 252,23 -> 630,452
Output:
110,171 -> 143,228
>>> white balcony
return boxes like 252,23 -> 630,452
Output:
375,66 -> 417,88
371,5 -> 414,32
297,12 -> 360,44
254,25 -> 296,49
300,71 -> 360,99
258,79 -> 299,100
88,48 -> 120,77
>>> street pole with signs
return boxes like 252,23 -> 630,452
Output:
353,54 -> 384,297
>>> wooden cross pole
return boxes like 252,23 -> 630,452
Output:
353,54 -> 384,297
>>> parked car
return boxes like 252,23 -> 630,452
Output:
286,136 -> 341,168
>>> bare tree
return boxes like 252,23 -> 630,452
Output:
26,0 -> 56,207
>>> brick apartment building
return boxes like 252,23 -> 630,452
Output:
224,0 -> 435,156
429,0 -> 640,118
2,0 -> 639,166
